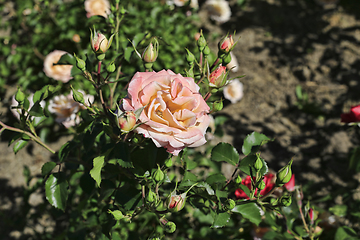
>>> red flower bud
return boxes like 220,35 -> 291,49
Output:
219,35 -> 234,53
235,173 -> 276,200
341,105 -> 360,123
284,174 -> 295,192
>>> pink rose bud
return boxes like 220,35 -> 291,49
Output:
92,32 -> 109,53
284,174 -> 295,192
168,194 -> 186,212
118,111 -> 137,133
142,42 -> 158,63
209,65 -> 227,88
219,35 -> 234,53
309,208 -> 314,224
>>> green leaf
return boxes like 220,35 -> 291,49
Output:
90,156 -> 105,187
196,182 -> 215,195
13,139 -> 28,154
41,162 -> 57,176
211,142 -> 239,166
56,53 -> 75,65
45,173 -> 68,211
329,204 -> 347,217
206,173 -> 226,186
242,132 -> 271,156
211,212 -> 230,228
108,210 -> 124,221
335,226 -> 358,240
115,186 -> 142,211
232,202 -> 262,225
108,142 -> 133,168
71,65 -> 82,76
58,141 -> 78,162
29,102 -> 44,117
239,154 -> 268,176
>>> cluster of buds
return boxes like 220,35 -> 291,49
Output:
90,27 -> 115,60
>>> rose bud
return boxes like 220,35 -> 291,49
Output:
146,188 -> 157,203
74,53 -> 86,72
118,111 -> 137,133
209,65 -> 228,88
165,221 -> 176,233
71,87 -> 85,105
309,208 -> 315,224
142,39 -> 159,63
90,28 -> 114,59
153,165 -> 165,182
254,154 -> 263,172
224,199 -> 236,210
197,30 -> 207,52
284,174 -> 295,192
218,34 -> 234,54
166,183 -> 197,212
185,48 -> 195,65
341,105 -> 360,123
15,88 -> 26,104
276,159 -> 293,187
280,195 -> 292,207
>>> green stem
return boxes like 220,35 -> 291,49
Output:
0,120 -> 56,154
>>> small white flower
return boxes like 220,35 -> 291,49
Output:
226,52 -> 239,73
84,0 -> 111,18
48,91 -> 94,128
43,50 -> 73,83
204,0 -> 231,23
223,79 -> 243,104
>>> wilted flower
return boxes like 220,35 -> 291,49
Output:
48,91 -> 94,128
204,0 -> 231,24
84,0 -> 111,18
223,79 -> 243,104
43,50 -> 73,83
341,105 -> 360,123
235,173 -> 276,200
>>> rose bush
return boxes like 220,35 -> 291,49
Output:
122,70 -> 210,155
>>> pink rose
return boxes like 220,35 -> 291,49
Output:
43,50 -> 73,83
341,105 -> 360,123
122,70 -> 210,155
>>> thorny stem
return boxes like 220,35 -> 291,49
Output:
0,120 -> 56,154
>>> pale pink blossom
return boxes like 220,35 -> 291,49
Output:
48,91 -> 94,128
43,50 -> 73,83
204,0 -> 231,23
121,70 -> 210,156
223,79 -> 243,104
84,0 -> 111,18
226,52 -> 239,73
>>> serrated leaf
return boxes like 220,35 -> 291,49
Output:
211,142 -> 239,166
90,156 -> 105,187
206,173 -> 226,185
242,132 -> 271,156
197,182 -> 215,195
108,210 -> 124,221
239,154 -> 268,176
13,139 -> 28,154
45,173 -> 68,211
42,162 -> 57,176
232,202 -> 262,225
211,212 -> 230,228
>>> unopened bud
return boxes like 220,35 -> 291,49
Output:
254,154 -> 263,172
164,158 -> 173,168
71,88 -> 84,104
280,195 -> 292,207
118,111 -> 137,133
146,188 -> 157,203
167,183 -> 196,212
165,221 -> 176,233
203,45 -> 211,57
218,35 -> 234,54
142,40 -> 158,63
235,175 -> 242,184
106,62 -> 116,73
224,199 -> 236,210
74,54 -> 86,71
276,159 -> 293,187
212,100 -> 223,112
153,165 -> 164,182
222,53 -> 232,65
308,208 -> 315,224
257,180 -> 265,190
209,65 -> 227,88
197,31 -> 207,52
185,48 -> 195,65
15,88 -> 25,104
